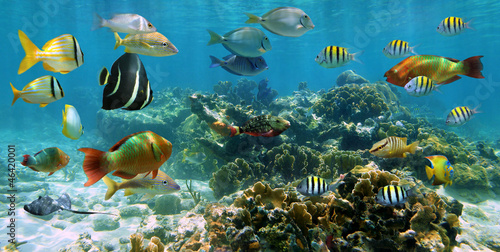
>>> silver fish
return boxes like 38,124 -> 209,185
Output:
375,185 -> 416,206
207,27 -> 272,57
296,175 -> 344,196
92,13 -> 157,34
244,7 -> 315,37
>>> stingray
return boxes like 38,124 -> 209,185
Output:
24,193 -> 115,216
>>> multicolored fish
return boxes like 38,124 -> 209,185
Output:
114,32 -> 178,57
102,170 -> 180,201
62,104 -> 84,140
404,76 -> 441,97
369,136 -> 420,158
92,13 -> 157,34
382,40 -> 418,59
21,147 -> 70,175
78,131 -> 172,187
99,53 -> 153,110
207,27 -> 272,57
425,155 -> 454,187
209,54 -> 268,76
375,185 -> 416,206
229,115 -> 290,137
244,7 -> 315,37
296,175 -> 344,197
315,46 -> 362,68
10,76 -> 64,107
437,17 -> 473,36
446,106 -> 480,126
18,30 -> 84,75
384,55 -> 484,87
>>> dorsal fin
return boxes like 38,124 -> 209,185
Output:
108,131 -> 147,151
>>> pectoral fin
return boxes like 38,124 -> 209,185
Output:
140,42 -> 153,49
151,143 -> 163,162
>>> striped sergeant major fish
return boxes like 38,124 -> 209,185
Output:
315,46 -> 363,68
99,53 -> 153,110
404,76 -> 441,97
10,76 -> 64,107
382,40 -> 418,59
375,185 -> 416,206
296,175 -> 344,197
369,136 -> 420,158
446,106 -> 480,127
437,17 -> 473,36
17,30 -> 84,75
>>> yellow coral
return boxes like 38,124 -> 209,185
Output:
234,182 -> 287,209
352,178 -> 375,198
410,203 -> 437,233
288,202 -> 313,236
130,233 -> 144,252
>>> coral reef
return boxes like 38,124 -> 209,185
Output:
129,233 -> 166,252
336,70 -> 369,86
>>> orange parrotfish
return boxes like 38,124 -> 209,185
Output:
78,131 -> 172,187
425,155 -> 454,187
21,147 -> 70,175
384,55 -> 484,87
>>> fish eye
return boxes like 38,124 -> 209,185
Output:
304,15 -> 309,18
162,42 -> 168,46
276,119 -> 280,122
148,23 -> 153,28
163,180 -> 168,185
265,37 -> 269,40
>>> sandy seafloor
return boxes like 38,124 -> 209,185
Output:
0,128 -> 499,252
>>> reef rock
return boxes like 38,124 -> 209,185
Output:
336,70 -> 369,86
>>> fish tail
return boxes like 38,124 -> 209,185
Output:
10,83 -> 21,106
113,32 -> 122,50
92,12 -> 105,31
102,176 -> 118,200
407,140 -> 420,154
207,30 -> 223,46
209,55 -> 223,68
18,30 -> 41,75
229,126 -> 241,137
425,165 -> 434,180
244,13 -> 262,24
462,56 -> 484,79
99,67 -> 109,86
410,44 -> 420,55
351,50 -> 364,64
465,18 -> 475,30
472,104 -> 482,115
78,148 -> 109,187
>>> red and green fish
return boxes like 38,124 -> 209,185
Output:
21,147 -> 70,175
78,131 -> 172,187
229,115 -> 290,137
384,55 -> 484,87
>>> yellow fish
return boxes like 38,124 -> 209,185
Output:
114,32 -> 178,57
10,76 -> 64,107
425,155 -> 454,187
18,30 -> 84,74
62,104 -> 84,140
369,136 -> 420,158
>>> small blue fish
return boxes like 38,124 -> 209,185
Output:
209,54 -> 268,76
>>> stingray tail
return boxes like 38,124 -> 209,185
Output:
64,208 -> 116,215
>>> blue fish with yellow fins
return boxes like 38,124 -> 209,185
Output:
425,155 -> 454,187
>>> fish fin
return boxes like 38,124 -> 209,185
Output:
39,103 -> 48,107
222,54 -> 235,60
152,169 -> 158,179
102,176 -> 118,200
351,51 -> 364,64
92,12 -> 105,31
410,44 -> 420,55
206,30 -> 223,46
407,141 -> 420,154
42,62 -> 57,73
10,83 -> 21,106
108,132 -> 140,151
151,143 -> 164,162
244,13 -> 262,23
140,42 -> 152,48
425,165 -> 435,180
401,153 -> 407,158
60,71 -> 70,74
112,170 -> 137,179
471,104 -> 482,114
462,56 -> 484,79
99,67 -> 109,86
434,84 -> 443,94
443,57 -> 460,63
465,19 -> 475,30
209,55 -> 223,68
78,148 -> 108,187
124,189 -> 135,197
61,107 -> 67,127
140,194 -> 155,201
229,126 -> 241,137
48,172 -> 55,176
113,32 -> 121,50
441,75 -> 461,84
18,30 -> 41,74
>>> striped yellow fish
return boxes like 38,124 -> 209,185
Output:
375,185 -> 416,206
382,40 -> 418,59
437,17 -> 473,36
18,30 -> 84,74
446,106 -> 480,126
404,76 -> 440,97
10,76 -> 64,107
315,46 -> 362,68
369,136 -> 420,158
296,175 -> 344,196
114,32 -> 178,57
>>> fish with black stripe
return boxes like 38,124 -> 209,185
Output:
10,76 -> 64,107
369,136 -> 420,158
17,30 -> 84,74
315,46 -> 363,68
375,185 -> 416,206
296,175 -> 344,197
382,40 -> 418,59
446,106 -> 480,126
404,76 -> 441,97
99,53 -> 153,110
437,17 -> 473,36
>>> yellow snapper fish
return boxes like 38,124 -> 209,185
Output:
10,75 -> 64,107
425,155 -> 454,187
92,13 -> 157,34
62,104 -> 83,140
18,30 -> 84,75
315,46 -> 363,68
245,7 -> 315,37
114,32 -> 178,57
207,27 -> 272,57
369,136 -> 420,158
102,170 -> 180,201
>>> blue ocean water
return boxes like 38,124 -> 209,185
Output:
1,0 -> 500,251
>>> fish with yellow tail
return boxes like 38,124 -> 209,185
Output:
78,131 -> 172,187
62,104 -> 84,140
21,147 -> 70,176
425,155 -> 454,187
17,30 -> 84,74
369,136 -> 420,158
228,115 -> 290,137
113,32 -> 178,57
10,76 -> 64,107
102,170 -> 180,201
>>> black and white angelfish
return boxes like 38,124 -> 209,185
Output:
99,53 -> 153,110
296,175 -> 344,197
375,185 -> 416,206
